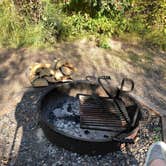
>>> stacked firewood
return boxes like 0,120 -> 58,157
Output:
28,59 -> 77,87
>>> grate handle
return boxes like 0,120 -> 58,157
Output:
116,78 -> 134,98
121,78 -> 134,92
98,76 -> 113,98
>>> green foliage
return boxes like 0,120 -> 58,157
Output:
63,0 -> 102,16
97,35 -> 110,49
61,13 -> 116,39
13,0 -> 43,22
0,0 -> 165,49
144,30 -> 166,50
42,1 -> 64,43
0,0 -> 45,48
128,0 -> 166,49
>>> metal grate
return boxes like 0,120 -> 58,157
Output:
78,94 -> 129,132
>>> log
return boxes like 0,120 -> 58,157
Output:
31,78 -> 48,87
38,68 -> 51,77
61,76 -> 72,81
45,76 -> 57,83
60,66 -> 73,76
54,70 -> 64,80
29,63 -> 51,80
53,59 -> 64,70
29,63 -> 51,74
28,60 -> 76,86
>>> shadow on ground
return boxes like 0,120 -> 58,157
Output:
0,39 -> 165,165
5,87 -> 139,166
0,39 -> 166,117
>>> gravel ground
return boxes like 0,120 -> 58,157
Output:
0,88 -> 162,166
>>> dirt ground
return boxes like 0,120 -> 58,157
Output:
0,38 -> 165,116
0,39 -> 166,165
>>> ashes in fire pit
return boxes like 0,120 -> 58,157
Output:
39,81 -> 142,154
48,97 -> 118,140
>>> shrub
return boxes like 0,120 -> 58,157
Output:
0,0 -> 165,49
0,0 -> 46,48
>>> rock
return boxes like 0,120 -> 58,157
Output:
36,128 -> 45,143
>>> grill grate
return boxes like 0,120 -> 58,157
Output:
78,94 -> 129,132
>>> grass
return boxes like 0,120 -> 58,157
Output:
0,0 -> 165,50
0,0 -> 46,48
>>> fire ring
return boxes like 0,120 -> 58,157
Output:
39,80 -> 142,154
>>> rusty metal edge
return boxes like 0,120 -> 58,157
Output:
161,115 -> 166,142
129,93 -> 161,116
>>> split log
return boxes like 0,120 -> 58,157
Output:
29,63 -> 51,74
29,63 -> 51,81
38,68 -> 52,77
61,76 -> 72,81
53,59 -> 64,70
60,66 -> 73,76
45,76 -> 57,83
31,78 -> 48,87
54,69 -> 64,80
28,60 -> 76,87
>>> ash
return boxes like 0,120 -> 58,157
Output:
49,97 -> 114,140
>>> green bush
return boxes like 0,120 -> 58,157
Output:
0,0 -> 45,48
144,30 -> 166,50
0,0 -> 165,49
97,35 -> 110,49
13,0 -> 43,23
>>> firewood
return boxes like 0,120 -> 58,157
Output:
64,62 -> 77,70
28,60 -> 76,87
64,63 -> 77,72
29,63 -> 51,78
38,68 -> 51,77
30,63 -> 51,74
31,78 -> 48,87
61,76 -> 72,81
54,69 -> 64,80
60,66 -> 73,76
50,69 -> 55,76
29,74 -> 40,84
52,59 -> 59,69
53,59 -> 64,69
45,76 -> 57,83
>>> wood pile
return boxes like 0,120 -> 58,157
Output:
28,59 -> 77,87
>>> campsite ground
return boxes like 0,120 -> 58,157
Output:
0,39 -> 165,165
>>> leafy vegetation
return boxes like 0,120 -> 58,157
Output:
0,0 -> 165,49
0,0 -> 45,47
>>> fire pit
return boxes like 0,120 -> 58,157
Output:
39,79 -> 142,154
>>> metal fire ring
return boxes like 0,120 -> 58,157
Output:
38,80 -> 142,154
